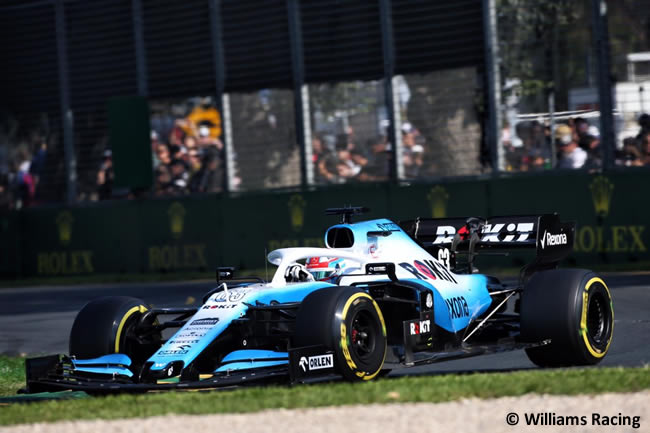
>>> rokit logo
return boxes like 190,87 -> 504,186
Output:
433,223 -> 535,244
202,304 -> 237,310
299,354 -> 334,372
399,259 -> 458,284
540,230 -> 568,249
409,319 -> 431,335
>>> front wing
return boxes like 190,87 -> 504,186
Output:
23,354 -> 292,394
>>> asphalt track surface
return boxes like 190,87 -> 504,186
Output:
0,273 -> 648,375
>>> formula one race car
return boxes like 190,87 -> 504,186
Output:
23,207 -> 614,393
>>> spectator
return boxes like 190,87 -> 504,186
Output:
169,144 -> 186,162
96,149 -> 114,200
30,136 -> 47,192
184,135 -> 198,151
574,117 -> 589,140
334,133 -> 361,181
402,123 -> 424,178
640,132 -> 650,165
616,137 -> 643,167
527,148 -> 547,171
169,159 -> 189,194
314,135 -> 339,183
311,135 -> 333,183
153,165 -> 172,196
12,148 -> 35,208
579,134 -> 601,169
556,124 -> 587,169
185,97 -> 222,139
636,113 -> 650,142
358,136 -> 390,181
190,148 -> 223,193
0,173 -> 12,209
197,125 -> 223,149
154,143 -> 171,168
187,148 -> 202,174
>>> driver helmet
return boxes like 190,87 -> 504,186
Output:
306,257 -> 348,282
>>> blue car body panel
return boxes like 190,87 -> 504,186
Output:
214,349 -> 289,372
147,282 -> 335,372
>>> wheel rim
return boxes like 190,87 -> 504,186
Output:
350,310 -> 377,359
587,291 -> 608,346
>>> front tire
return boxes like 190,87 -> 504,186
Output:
295,287 -> 387,381
69,296 -> 158,365
520,269 -> 614,367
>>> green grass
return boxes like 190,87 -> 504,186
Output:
0,356 -> 648,426
0,357 -> 26,397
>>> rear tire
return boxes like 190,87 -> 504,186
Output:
520,269 -> 614,367
295,287 -> 387,381
69,296 -> 158,365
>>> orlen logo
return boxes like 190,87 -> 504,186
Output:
299,354 -> 334,372
540,230 -> 568,249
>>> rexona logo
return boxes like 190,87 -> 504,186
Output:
409,319 -> 431,335
540,230 -> 568,249
299,354 -> 334,372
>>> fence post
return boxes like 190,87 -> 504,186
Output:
55,0 -> 76,204
482,0 -> 503,172
132,0 -> 148,97
379,0 -> 401,183
208,0 -> 232,192
591,0 -> 615,170
287,0 -> 311,187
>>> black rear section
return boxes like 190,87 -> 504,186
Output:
400,214 -> 575,274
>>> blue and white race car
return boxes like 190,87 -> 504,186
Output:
23,207 -> 614,393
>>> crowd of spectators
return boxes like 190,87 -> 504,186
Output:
311,122 -> 426,184
617,113 -> 650,167
312,128 -> 389,184
504,113 -> 650,172
149,97 -> 225,197
6,107 -> 650,209
0,116 -> 50,210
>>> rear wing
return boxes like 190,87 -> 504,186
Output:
400,214 -> 575,264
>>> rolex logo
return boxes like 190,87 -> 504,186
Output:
288,194 -> 306,232
589,176 -> 613,218
56,211 -> 74,245
168,202 -> 186,239
427,186 -> 449,218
